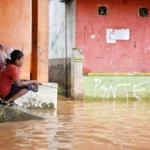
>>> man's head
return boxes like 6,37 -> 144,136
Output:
11,50 -> 24,67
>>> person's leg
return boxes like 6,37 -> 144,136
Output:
6,89 -> 29,102
3,84 -> 33,103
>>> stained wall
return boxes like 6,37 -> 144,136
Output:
76,0 -> 150,73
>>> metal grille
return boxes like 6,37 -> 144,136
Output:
139,7 -> 149,17
98,6 -> 107,16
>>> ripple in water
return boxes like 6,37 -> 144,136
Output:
0,100 -> 150,150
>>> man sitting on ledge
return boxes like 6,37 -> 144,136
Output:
0,50 -> 38,106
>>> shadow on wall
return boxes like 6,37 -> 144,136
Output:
48,58 -> 71,97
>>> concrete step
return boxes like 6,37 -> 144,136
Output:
15,83 -> 58,109
0,104 -> 44,122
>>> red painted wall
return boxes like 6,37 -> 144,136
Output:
76,0 -> 150,73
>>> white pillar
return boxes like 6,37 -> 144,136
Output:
71,48 -> 84,100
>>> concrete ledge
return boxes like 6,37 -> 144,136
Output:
16,83 -> 58,109
0,105 -> 44,122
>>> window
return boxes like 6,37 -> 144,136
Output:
98,6 -> 107,16
139,7 -> 149,17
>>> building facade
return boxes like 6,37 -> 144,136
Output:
50,0 -> 150,100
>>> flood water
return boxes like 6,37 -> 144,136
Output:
0,100 -> 150,150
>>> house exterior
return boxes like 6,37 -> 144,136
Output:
76,0 -> 150,101
49,0 -> 150,100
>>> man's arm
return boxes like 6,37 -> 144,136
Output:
15,80 -> 38,87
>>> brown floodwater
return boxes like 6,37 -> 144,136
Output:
0,100 -> 150,150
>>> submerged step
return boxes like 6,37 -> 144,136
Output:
0,105 -> 44,123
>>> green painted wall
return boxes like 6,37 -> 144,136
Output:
84,75 -> 150,101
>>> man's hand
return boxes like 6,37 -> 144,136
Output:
31,80 -> 39,87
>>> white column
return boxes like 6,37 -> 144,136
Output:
71,48 -> 84,100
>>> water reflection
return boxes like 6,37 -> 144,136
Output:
0,100 -> 150,150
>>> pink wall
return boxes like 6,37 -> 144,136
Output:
76,0 -> 150,73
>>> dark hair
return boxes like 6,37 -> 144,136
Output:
10,50 -> 24,63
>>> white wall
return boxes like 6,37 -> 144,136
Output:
49,0 -> 76,97
49,0 -> 66,59
67,0 -> 76,57
49,0 -> 76,59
